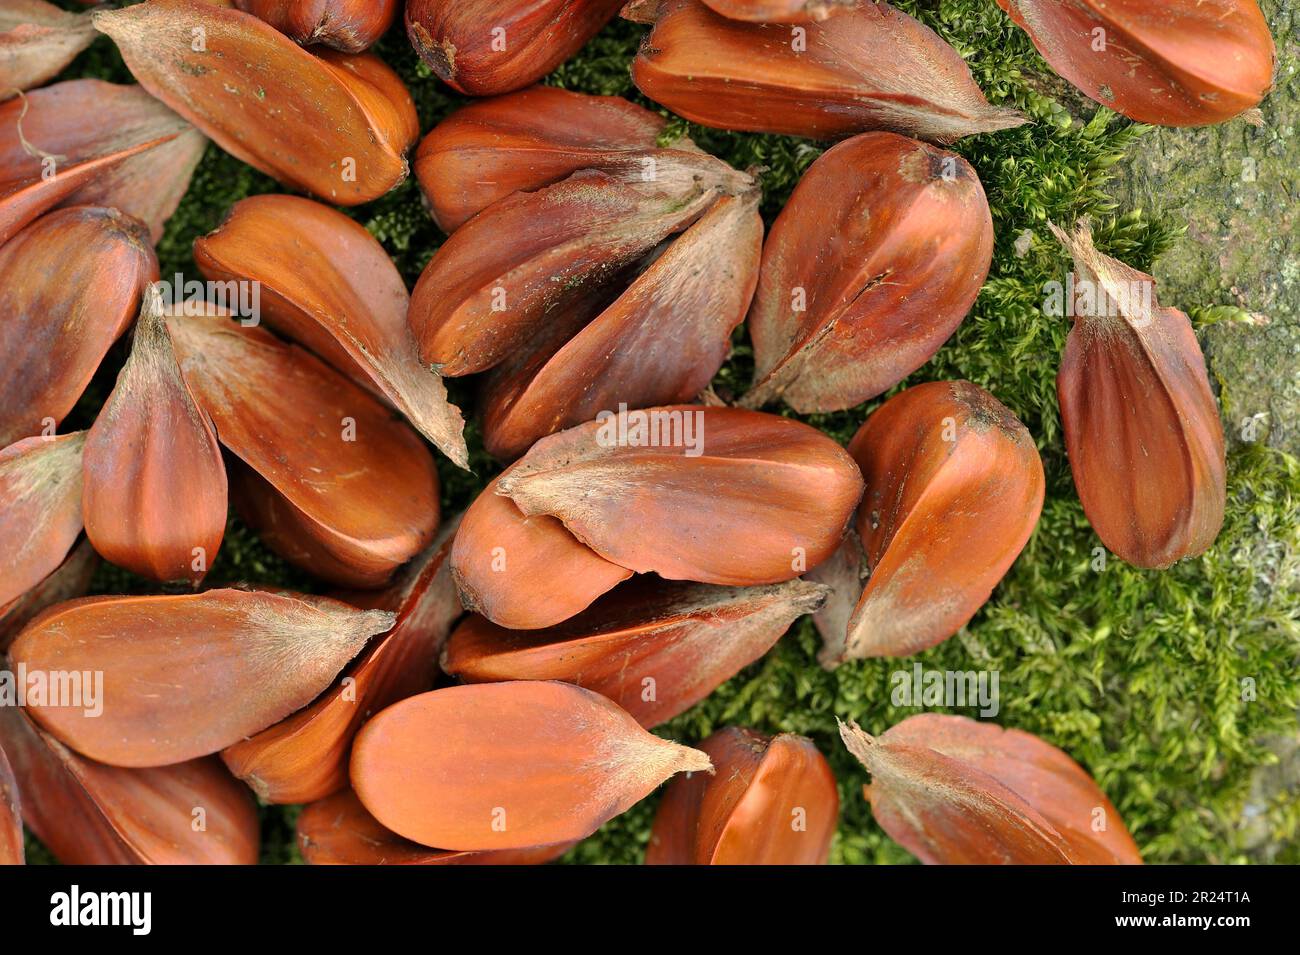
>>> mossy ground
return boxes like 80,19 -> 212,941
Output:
32,0 -> 1300,865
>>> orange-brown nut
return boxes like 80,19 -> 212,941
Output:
840,714 -> 1142,865
0,703 -> 259,864
997,0 -> 1274,126
234,0 -> 397,52
1052,220 -> 1226,569
817,381 -> 1044,661
11,589 -> 394,767
351,681 -> 712,851
0,206 -> 156,447
94,0 -> 417,204
648,727 -> 839,864
405,0 -> 623,96
626,0 -> 1024,141
742,132 -> 993,413
82,285 -> 228,583
443,577 -> 827,727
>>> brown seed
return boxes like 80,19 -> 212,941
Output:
742,132 -> 993,413
1052,220 -> 1226,569
10,588 -> 394,767
0,0 -> 96,101
82,284 -> 228,583
193,194 -> 468,467
0,206 -> 157,447
221,521 -> 463,804
625,0 -> 1024,142
699,0 -> 854,21
350,681 -> 713,850
314,44 -> 419,148
168,309 -> 441,587
0,79 -> 207,245
481,188 -> 763,461
405,0 -> 624,96
234,0 -> 398,52
94,0 -> 417,204
413,84 -> 753,232
496,405 -> 865,587
0,431 -> 85,610
647,727 -> 839,864
839,714 -> 1142,864
452,472 -> 633,630
0,740 -> 20,865
443,577 -> 828,727
804,528 -> 864,667
0,703 -> 259,864
298,788 -> 574,865
997,0 -> 1275,126
408,170 -> 719,376
0,538 -> 97,653
826,381 -> 1044,661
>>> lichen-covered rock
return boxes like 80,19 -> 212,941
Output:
1111,0 -> 1299,456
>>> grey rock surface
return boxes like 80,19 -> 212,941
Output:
1111,0 -> 1299,456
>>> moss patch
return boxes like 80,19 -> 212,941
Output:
36,0 -> 1300,865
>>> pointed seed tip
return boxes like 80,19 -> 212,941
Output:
677,746 -> 714,776
358,608 -> 397,633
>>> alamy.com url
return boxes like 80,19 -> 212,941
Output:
1114,915 -> 1250,928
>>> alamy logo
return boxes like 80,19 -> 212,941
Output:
1042,274 -> 1153,326
0,663 -> 103,717
155,273 -> 262,325
594,403 -> 705,458
50,886 -> 151,936
891,663 -> 1000,718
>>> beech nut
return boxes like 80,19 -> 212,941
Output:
840,715 -> 1142,865
625,0 -> 1024,142
997,0 -> 1275,127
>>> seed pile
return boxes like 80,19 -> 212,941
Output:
0,0 -> 1279,865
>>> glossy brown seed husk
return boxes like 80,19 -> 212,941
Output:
405,0 -> 624,96
840,714 -> 1142,865
168,309 -> 441,587
0,703 -> 259,864
826,381 -> 1044,661
743,132 -> 992,413
451,472 -> 634,630
0,206 -> 157,447
413,84 -> 752,232
997,0 -> 1275,127
0,538 -> 97,653
496,405 -> 865,587
443,577 -> 828,727
351,681 -> 712,850
0,741 -> 21,864
1052,220 -> 1226,569
94,0 -> 417,204
193,194 -> 468,467
626,0 -> 1024,142
699,0 -> 854,21
408,170 -> 719,376
221,522 -> 463,804
234,0 -> 397,52
10,589 -> 394,767
0,0 -> 96,100
481,188 -> 763,461
298,788 -> 573,865
647,727 -> 838,864
0,80 -> 206,245
82,285 -> 228,583
0,431 -> 85,610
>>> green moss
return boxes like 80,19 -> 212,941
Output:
39,0 -> 1300,866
